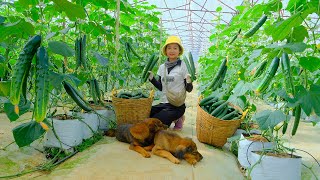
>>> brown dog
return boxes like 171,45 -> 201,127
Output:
114,118 -> 167,158
152,130 -> 203,165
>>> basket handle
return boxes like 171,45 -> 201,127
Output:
197,95 -> 203,104
111,89 -> 117,97
240,108 -> 249,122
149,89 -> 155,99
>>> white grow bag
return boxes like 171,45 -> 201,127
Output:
238,134 -> 274,168
44,118 -> 83,149
250,151 -> 302,180
76,112 -> 99,139
96,109 -> 115,130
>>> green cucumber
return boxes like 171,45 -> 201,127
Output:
63,81 -> 92,112
10,35 -> 41,105
243,14 -> 267,38
256,57 -> 280,94
221,110 -> 238,120
34,46 -> 50,122
211,101 -> 228,117
291,106 -> 301,136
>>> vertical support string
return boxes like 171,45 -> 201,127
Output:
114,0 -> 121,67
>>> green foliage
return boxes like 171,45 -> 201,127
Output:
12,120 -> 46,147
198,0 -> 320,136
4,99 -> 31,122
48,41 -> 74,57
253,110 -> 287,130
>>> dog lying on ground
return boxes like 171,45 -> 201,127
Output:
152,130 -> 203,165
106,118 -> 168,158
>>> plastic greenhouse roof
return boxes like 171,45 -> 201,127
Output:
131,0 -> 245,61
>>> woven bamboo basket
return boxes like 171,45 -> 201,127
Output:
112,90 -> 154,125
196,100 -> 243,147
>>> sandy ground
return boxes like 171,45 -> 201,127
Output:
0,86 -> 319,180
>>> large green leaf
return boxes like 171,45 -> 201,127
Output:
0,81 -> 10,96
0,16 -> 5,24
49,71 -> 80,90
18,0 -> 38,8
12,120 -> 46,147
286,0 -> 305,13
253,110 -> 287,130
291,25 -> 308,42
93,52 -> 108,66
0,63 -> 6,78
48,41 -> 74,57
4,99 -> 31,122
296,85 -> 320,116
265,7 -> 314,41
231,80 -> 252,96
266,42 -> 307,52
299,56 -> 320,72
52,0 -> 86,21
0,19 -> 35,41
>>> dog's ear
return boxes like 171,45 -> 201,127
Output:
129,123 -> 150,140
174,145 -> 187,159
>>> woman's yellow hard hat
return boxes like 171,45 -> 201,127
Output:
162,36 -> 184,56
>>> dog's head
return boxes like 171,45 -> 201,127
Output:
143,118 -> 168,133
174,138 -> 203,165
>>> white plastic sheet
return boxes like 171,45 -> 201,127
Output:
250,151 -> 302,180
238,134 -> 274,168
44,118 -> 83,149
96,109 -> 115,130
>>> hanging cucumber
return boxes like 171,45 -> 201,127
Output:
281,52 -> 294,95
34,46 -> 50,122
252,59 -> 268,79
243,14 -> 267,38
208,57 -> 228,91
229,28 -> 242,45
81,35 -> 87,69
10,35 -> 42,106
255,57 -> 280,94
63,81 -> 92,112
93,78 -> 102,103
127,42 -> 142,59
291,106 -> 301,136
75,38 -> 81,68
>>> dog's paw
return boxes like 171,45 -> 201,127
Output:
143,153 -> 151,158
189,159 -> 197,165
171,158 -> 180,164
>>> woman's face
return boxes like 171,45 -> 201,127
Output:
166,43 -> 180,61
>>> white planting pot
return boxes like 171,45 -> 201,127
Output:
44,118 -> 83,149
96,109 -> 115,130
250,151 -> 302,180
76,112 -> 99,139
238,134 -> 274,168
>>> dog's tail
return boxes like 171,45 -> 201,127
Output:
104,129 -> 116,137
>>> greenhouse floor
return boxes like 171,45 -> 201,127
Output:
0,87 -> 320,180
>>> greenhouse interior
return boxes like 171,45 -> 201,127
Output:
0,0 -> 319,179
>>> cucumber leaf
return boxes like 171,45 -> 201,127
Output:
291,25 -> 308,42
12,120 -> 46,147
299,56 -> 320,72
253,110 -> 287,130
48,41 -> 74,57
265,7 -> 314,41
52,0 -> 86,21
4,98 -> 31,122
295,85 -> 320,116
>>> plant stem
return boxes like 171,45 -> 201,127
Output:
0,141 -> 15,151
